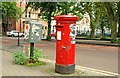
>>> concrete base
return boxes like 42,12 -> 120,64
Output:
55,64 -> 75,74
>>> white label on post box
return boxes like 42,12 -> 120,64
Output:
69,24 -> 77,44
57,31 -> 61,40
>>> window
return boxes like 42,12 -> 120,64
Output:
45,26 -> 47,29
29,12 -> 31,18
25,11 -> 27,17
26,2 -> 28,5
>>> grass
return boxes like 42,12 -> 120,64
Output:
46,68 -> 86,76
76,36 -> 112,40
26,61 -> 46,67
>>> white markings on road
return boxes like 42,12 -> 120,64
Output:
76,65 -> 118,76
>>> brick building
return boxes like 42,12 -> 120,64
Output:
16,0 -> 47,33
2,1 -> 48,38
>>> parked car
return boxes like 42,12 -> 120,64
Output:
104,33 -> 111,36
6,30 -> 24,37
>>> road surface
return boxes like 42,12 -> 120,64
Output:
1,36 -> 119,73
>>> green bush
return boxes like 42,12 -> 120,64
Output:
12,48 -> 45,65
12,51 -> 26,65
27,48 -> 45,61
47,35 -> 51,40
111,39 -> 120,43
33,48 -> 44,61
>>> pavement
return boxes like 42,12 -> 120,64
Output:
1,36 -> 120,77
1,50 -> 119,77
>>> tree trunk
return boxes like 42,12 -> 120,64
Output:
100,23 -> 104,38
118,23 -> 120,37
111,20 -> 117,42
47,12 -> 52,40
117,1 -> 120,37
104,2 -> 118,42
6,18 -> 9,32
90,29 -> 95,38
101,28 -> 104,38
90,21 -> 95,38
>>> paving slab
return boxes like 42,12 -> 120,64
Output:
1,50 -> 119,77
2,51 -> 49,76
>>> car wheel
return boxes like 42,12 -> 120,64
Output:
12,34 -> 14,37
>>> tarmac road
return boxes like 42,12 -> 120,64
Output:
1,36 -> 119,74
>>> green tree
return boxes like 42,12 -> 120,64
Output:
117,1 -> 120,37
56,2 -> 83,18
26,2 -> 57,40
99,14 -> 110,38
81,2 -> 118,40
26,2 -> 81,40
82,2 -> 97,38
57,2 -> 75,14
1,2 -> 22,31
104,2 -> 119,42
94,3 -> 110,38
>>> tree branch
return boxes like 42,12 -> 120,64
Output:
104,2 -> 114,21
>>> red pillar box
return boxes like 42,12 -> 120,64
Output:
54,15 -> 79,74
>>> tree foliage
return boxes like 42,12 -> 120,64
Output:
103,2 -> 120,41
117,1 -> 120,37
1,2 -> 22,32
79,2 -> 119,41
80,2 -> 97,37
26,2 -> 81,40
26,2 -> 57,40
2,2 -> 22,22
26,2 -> 120,41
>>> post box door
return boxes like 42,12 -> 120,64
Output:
56,26 -> 67,64
56,25 -> 72,65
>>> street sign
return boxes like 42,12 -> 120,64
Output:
24,21 -> 42,43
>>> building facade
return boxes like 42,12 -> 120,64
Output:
78,13 -> 90,35
16,0 -> 48,39
16,0 -> 41,32
2,1 -> 48,38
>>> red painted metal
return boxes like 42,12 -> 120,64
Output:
54,15 -> 79,66
50,33 -> 56,37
